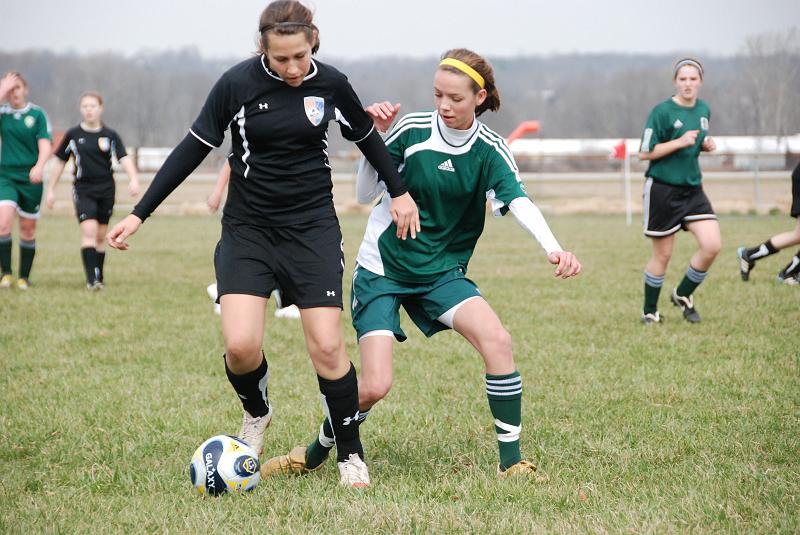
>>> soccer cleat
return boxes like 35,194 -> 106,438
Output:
207,283 -> 221,314
86,282 -> 100,291
777,273 -> 800,286
671,289 -> 700,323
737,247 -> 755,281
498,460 -> 549,482
238,404 -> 272,457
16,277 -> 30,290
92,281 -> 105,291
261,445 -> 324,477
274,304 -> 301,319
337,453 -> 370,488
0,274 -> 14,289
640,311 -> 661,325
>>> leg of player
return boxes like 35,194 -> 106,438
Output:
673,219 -> 721,323
451,297 -> 547,481
737,219 -> 800,282
262,334 -> 393,478
0,205 -> 14,287
16,215 -> 37,289
80,219 -> 100,290
220,293 -> 273,457
643,235 -> 675,324
299,306 -> 369,487
95,223 -> 108,287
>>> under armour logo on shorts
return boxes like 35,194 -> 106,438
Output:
326,290 -> 336,297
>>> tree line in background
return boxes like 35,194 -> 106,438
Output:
1,28 -> 797,153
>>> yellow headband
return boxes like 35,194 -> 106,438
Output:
439,58 -> 485,89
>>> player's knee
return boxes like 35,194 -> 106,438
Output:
359,377 -> 392,406
225,338 -> 261,367
703,240 -> 722,258
480,325 -> 513,359
307,338 -> 344,371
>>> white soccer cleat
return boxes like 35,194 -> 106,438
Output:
338,453 -> 370,488
238,404 -> 272,457
0,274 -> 13,289
274,304 -> 301,319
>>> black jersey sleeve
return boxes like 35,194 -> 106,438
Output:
131,134 -> 212,221
333,74 -> 376,143
189,74 -> 238,148
54,129 -> 74,162
109,129 -> 128,160
356,129 -> 407,198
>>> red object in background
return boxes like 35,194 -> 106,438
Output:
612,139 -> 627,160
506,120 -> 541,144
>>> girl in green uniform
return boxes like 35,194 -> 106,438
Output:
0,72 -> 52,289
638,58 -> 719,324
264,48 -> 581,481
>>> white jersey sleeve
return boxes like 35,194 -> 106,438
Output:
508,197 -> 562,255
355,156 -> 387,204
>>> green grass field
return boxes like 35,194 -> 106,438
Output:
1,213 -> 798,534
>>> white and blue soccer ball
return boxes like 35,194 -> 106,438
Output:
189,435 -> 261,496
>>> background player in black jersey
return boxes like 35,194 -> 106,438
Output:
737,162 -> 800,286
47,91 -> 140,290
107,0 -> 418,488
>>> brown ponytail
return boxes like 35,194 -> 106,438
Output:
439,48 -> 500,116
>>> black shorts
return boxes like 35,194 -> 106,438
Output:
214,217 -> 344,309
73,181 -> 115,224
643,178 -> 716,237
791,163 -> 799,218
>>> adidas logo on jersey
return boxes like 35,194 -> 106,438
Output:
673,119 -> 683,129
437,159 -> 455,172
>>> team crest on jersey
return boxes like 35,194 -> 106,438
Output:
700,117 -> 709,130
24,116 -> 35,128
304,96 -> 325,126
98,137 -> 110,152
673,119 -> 683,129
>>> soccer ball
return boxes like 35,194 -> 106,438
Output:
189,435 -> 261,496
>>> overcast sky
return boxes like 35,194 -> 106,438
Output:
2,0 -> 798,59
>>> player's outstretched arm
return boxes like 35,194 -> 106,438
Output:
547,251 -> 582,279
119,155 -> 140,197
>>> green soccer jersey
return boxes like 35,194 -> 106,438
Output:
640,98 -> 710,187
0,103 -> 52,177
356,111 -> 528,284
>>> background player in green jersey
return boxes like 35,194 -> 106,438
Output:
46,91 -> 140,290
737,162 -> 800,286
638,59 -> 719,324
0,72 -> 52,289
264,48 -> 581,481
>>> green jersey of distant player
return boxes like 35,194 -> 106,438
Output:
640,98 -> 710,187
0,102 -> 52,179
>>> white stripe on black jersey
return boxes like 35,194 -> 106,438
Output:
191,56 -> 375,226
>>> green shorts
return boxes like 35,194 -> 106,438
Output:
0,169 -> 42,218
350,264 -> 482,342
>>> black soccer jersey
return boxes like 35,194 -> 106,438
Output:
190,56 -> 374,226
54,125 -> 127,183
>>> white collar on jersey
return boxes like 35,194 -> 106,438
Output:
6,102 -> 32,114
435,112 -> 479,147
260,55 -> 319,84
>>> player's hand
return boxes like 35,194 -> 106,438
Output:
128,180 -> 140,198
679,130 -> 699,148
29,165 -> 44,184
365,101 -> 401,133
389,192 -> 420,240
45,189 -> 56,209
547,251 -> 582,279
701,136 -> 716,152
106,214 -> 143,251
0,72 -> 20,97
207,193 -> 221,213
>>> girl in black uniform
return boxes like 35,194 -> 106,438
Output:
47,91 -> 140,289
107,0 -> 418,488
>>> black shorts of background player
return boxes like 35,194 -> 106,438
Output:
737,162 -> 800,286
107,0 -> 419,488
47,91 -> 140,290
638,58 -> 719,325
